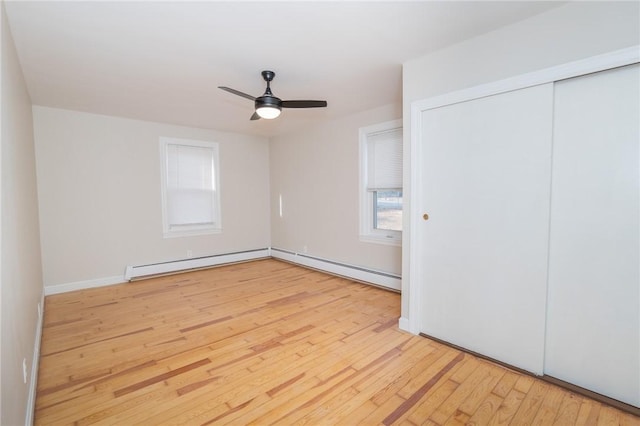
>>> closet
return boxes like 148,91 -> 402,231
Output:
545,63 -> 639,406
409,51 -> 639,407
418,83 -> 553,375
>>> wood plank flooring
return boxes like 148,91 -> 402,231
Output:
35,259 -> 639,425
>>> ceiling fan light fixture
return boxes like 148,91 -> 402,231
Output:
220,70 -> 327,121
256,105 -> 281,119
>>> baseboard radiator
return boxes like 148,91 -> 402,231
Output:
124,248 -> 271,281
270,248 -> 401,291
124,247 -> 400,291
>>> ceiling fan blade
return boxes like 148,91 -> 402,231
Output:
281,100 -> 328,108
250,112 -> 260,121
218,86 -> 256,101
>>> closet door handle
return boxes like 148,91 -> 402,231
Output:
423,213 -> 429,221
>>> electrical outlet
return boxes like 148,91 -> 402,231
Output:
302,245 -> 308,253
187,250 -> 193,258
22,358 -> 27,384
37,302 -> 41,319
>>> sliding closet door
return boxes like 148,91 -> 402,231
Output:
418,84 -> 553,374
545,64 -> 639,406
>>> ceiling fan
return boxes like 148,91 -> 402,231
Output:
219,70 -> 327,120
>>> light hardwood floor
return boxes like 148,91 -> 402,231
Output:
36,259 -> 639,425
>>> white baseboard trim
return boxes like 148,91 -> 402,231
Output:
42,248 -> 398,296
43,249 -> 271,295
44,275 -> 125,296
398,316 -> 411,333
124,248 -> 271,281
25,290 -> 45,426
271,248 -> 401,291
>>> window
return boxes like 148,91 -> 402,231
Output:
359,120 -> 403,245
160,137 -> 221,237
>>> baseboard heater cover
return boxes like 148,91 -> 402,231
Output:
270,248 -> 401,291
124,248 -> 271,281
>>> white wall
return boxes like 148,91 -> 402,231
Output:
270,103 -> 402,275
401,1 -> 640,321
33,106 -> 270,290
1,2 -> 44,424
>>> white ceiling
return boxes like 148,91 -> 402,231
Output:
5,1 -> 562,138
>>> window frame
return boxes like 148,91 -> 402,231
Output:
159,137 -> 222,238
359,119 -> 403,246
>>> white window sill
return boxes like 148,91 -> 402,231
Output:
359,234 -> 402,247
163,228 -> 222,239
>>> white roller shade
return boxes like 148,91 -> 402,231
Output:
166,143 -> 216,227
366,128 -> 403,190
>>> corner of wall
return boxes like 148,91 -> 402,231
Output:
1,4 -> 46,424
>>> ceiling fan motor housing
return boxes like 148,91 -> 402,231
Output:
255,95 -> 282,109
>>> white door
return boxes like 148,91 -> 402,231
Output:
418,84 -> 553,374
545,64 -> 640,407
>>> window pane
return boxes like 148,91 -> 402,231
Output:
160,137 -> 222,237
359,120 -> 403,244
167,189 -> 215,226
164,141 -> 217,229
374,190 -> 402,231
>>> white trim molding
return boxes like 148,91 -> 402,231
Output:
398,317 -> 411,332
271,248 -> 401,291
402,46 -> 640,335
359,119 -> 404,246
44,275 -> 125,296
25,290 -> 45,426
159,137 -> 222,239
413,46 -> 640,115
